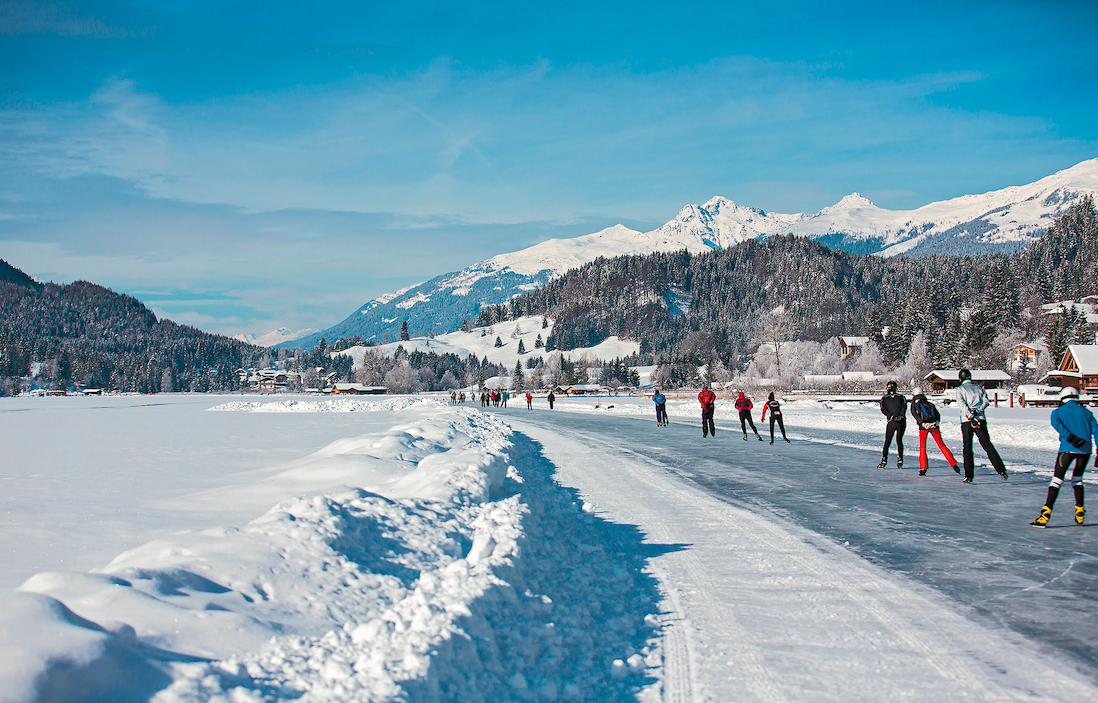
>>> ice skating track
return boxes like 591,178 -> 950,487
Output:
509,410 -> 1098,702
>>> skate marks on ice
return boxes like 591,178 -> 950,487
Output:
510,414 -> 1098,702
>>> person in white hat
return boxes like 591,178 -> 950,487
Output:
1031,386 -> 1098,527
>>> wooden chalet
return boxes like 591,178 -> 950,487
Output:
922,369 -> 1012,391
1043,345 -> 1098,392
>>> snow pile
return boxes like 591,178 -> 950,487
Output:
208,397 -> 429,413
6,400 -> 662,702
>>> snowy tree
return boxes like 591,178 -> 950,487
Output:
513,361 -> 525,392
535,333 -> 544,348
752,309 -> 794,380
460,318 -> 471,332
517,339 -> 526,354
511,324 -> 522,338
494,336 -> 504,348
812,338 -> 845,375
892,331 -> 930,388
400,321 -> 410,342
440,370 -> 458,389
384,359 -> 418,394
851,341 -> 886,374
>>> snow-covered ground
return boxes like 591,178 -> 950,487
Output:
3,393 -> 1097,701
336,316 -> 640,370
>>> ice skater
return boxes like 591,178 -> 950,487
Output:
698,385 -> 716,437
957,368 -> 1008,483
547,390 -> 555,409
909,387 -> 959,476
653,389 -> 668,426
760,392 -> 789,444
878,380 -> 907,468
735,391 -> 763,441
1031,386 -> 1098,527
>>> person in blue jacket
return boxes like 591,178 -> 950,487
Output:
653,389 -> 668,426
1031,386 -> 1098,527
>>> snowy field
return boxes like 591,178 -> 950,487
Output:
2,392 -> 1098,702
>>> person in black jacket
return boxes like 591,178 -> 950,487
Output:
909,387 -> 959,476
878,380 -> 907,469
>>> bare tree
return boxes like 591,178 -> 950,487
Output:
752,308 -> 794,380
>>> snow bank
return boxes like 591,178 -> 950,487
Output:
208,397 -> 429,413
6,399 -> 661,702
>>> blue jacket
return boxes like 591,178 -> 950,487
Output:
653,393 -> 666,405
1051,400 -> 1098,454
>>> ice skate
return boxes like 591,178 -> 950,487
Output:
897,456 -> 903,469
962,477 -> 973,484
1031,506 -> 1051,527
877,458 -> 887,469
997,469 -> 1008,481
743,434 -> 748,441
918,469 -> 927,476
1077,505 -> 1086,525
757,434 -> 763,441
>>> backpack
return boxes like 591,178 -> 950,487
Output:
915,397 -> 940,427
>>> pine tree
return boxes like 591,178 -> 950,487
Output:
517,339 -> 526,354
400,321 -> 410,342
514,360 -> 525,392
494,336 -> 504,348
535,334 -> 544,348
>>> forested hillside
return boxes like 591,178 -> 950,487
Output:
0,265 -> 265,394
476,197 -> 1098,370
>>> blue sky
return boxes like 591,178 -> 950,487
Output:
2,0 -> 1096,338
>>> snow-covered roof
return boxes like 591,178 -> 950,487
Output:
838,336 -> 869,347
924,369 -> 1012,382
1065,345 -> 1098,374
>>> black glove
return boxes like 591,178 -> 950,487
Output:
970,418 -> 982,429
1067,433 -> 1087,449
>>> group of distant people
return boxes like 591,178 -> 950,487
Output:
685,386 -> 790,444
875,368 -> 1097,527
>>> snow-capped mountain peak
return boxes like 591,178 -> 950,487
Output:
818,193 -> 879,214
286,158 -> 1098,349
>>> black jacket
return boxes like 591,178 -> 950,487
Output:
880,392 -> 907,423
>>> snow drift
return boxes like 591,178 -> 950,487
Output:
4,399 -> 661,702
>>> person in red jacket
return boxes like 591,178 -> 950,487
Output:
698,385 -> 717,437
526,392 -> 533,410
736,391 -> 763,441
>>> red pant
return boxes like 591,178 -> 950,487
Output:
919,427 -> 957,470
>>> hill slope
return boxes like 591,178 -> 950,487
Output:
1,263 -> 264,394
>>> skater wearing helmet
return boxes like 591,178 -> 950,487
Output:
878,380 -> 907,469
698,385 -> 717,437
760,392 -> 789,444
909,387 -> 959,476
735,391 -> 763,441
957,368 -> 1008,483
1031,386 -> 1098,527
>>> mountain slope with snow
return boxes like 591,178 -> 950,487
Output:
286,159 -> 1098,349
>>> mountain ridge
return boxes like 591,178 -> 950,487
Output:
283,159 -> 1098,349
